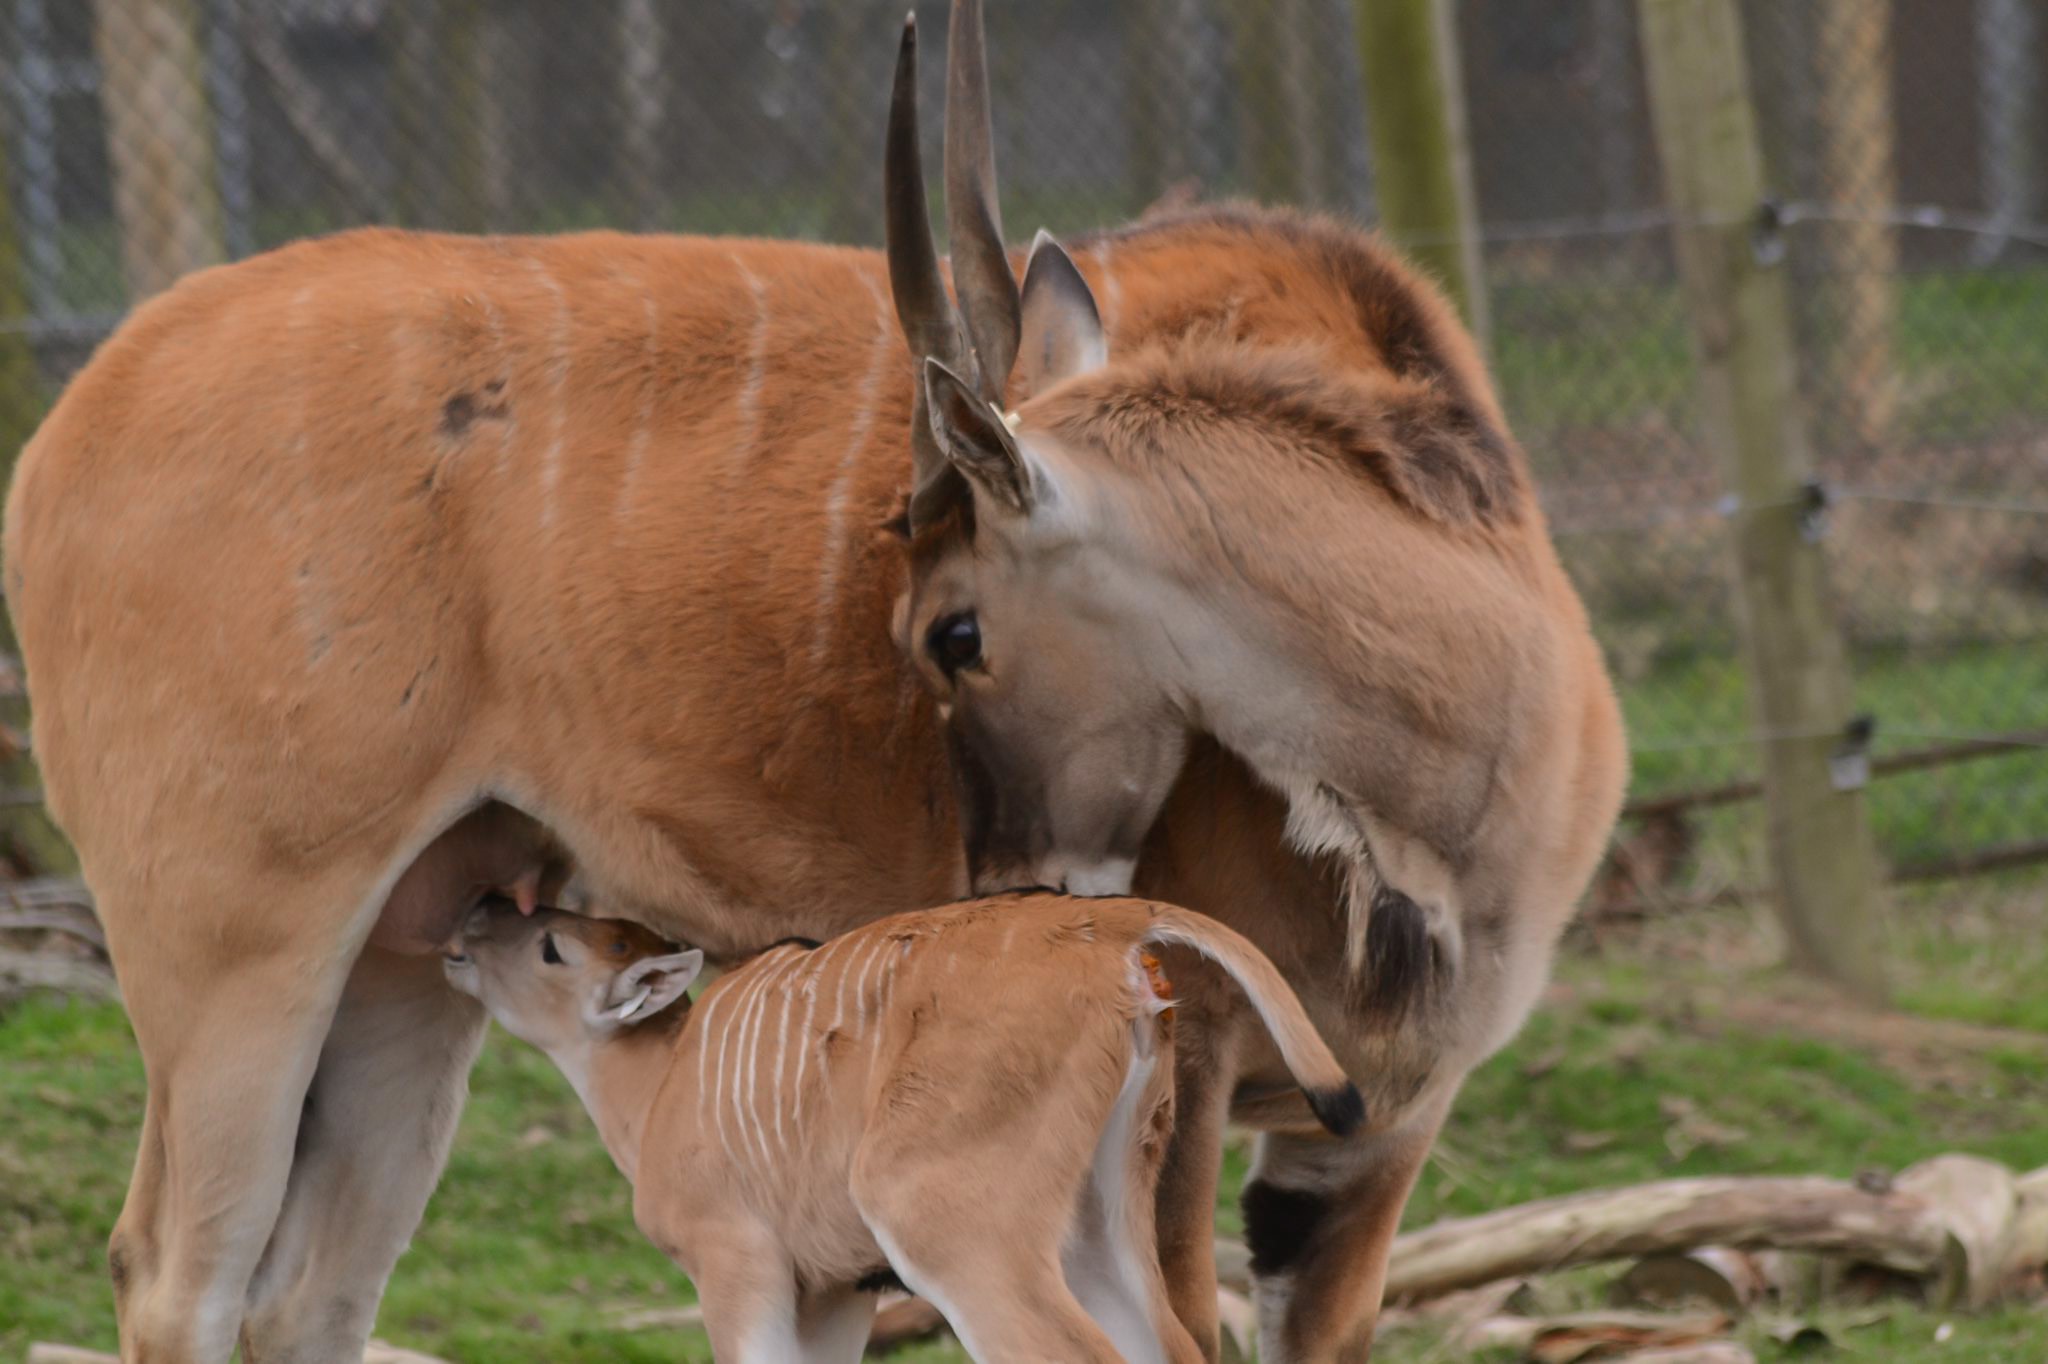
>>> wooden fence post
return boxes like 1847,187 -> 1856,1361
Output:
1814,0 -> 1899,451
92,0 -> 225,302
1354,0 -> 1487,344
0,133 -> 42,464
1639,0 -> 1890,999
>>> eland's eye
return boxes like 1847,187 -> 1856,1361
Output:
540,933 -> 563,965
926,611 -> 982,676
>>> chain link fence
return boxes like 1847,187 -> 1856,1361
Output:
1,0 -> 2043,975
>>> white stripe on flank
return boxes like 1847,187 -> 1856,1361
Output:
716,967 -> 769,1169
614,288 -> 661,522
830,937 -> 876,1041
768,954 -> 798,1157
523,257 -> 573,531
758,951 -> 805,1167
730,959 -> 769,1178
790,936 -> 842,1127
1093,238 -> 1122,333
867,941 -> 908,1065
286,287 -> 325,664
738,953 -> 792,1178
727,255 -> 771,479
708,973 -> 749,1167
851,935 -> 888,1034
808,271 -> 894,668
693,979 -> 728,1125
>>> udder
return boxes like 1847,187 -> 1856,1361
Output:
371,802 -> 572,953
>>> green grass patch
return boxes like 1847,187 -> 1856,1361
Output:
7,922 -> 2046,1361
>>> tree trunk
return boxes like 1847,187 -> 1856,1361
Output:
616,0 -> 666,231
1639,0 -> 1890,1001
0,127 -> 44,463
92,0 -> 226,301
1352,0 -> 1488,342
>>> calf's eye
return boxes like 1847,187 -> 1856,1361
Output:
541,932 -> 563,965
926,611 -> 982,676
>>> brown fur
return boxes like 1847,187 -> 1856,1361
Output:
5,199 -> 1621,1362
897,202 -> 1627,1361
447,894 -> 1352,1361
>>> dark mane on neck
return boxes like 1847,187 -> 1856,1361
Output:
1072,201 -> 1495,404
1038,339 -> 1522,528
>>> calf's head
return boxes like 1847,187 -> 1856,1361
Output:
444,902 -> 702,1051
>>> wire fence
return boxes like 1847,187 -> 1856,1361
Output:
0,0 -> 2042,953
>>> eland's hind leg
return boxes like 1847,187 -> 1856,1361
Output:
102,865 -> 378,1364
1241,1097 -> 1450,1364
239,946 -> 486,1362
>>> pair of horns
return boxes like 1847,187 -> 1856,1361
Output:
885,1 -> 1023,531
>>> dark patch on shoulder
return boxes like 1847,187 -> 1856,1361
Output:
856,1265 -> 909,1294
1241,1179 -> 1331,1277
1379,385 -> 1518,523
440,378 -> 511,437
1360,885 -> 1445,1018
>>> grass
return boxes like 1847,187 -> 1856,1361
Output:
1492,267 -> 2048,445
7,891 -> 2047,1361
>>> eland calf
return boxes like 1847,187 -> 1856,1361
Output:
446,892 -> 1361,1363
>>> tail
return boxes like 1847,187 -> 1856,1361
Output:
1139,907 -> 1365,1137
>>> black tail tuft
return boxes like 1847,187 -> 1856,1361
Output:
1306,1082 -> 1366,1137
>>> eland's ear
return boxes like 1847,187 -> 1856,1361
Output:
924,357 -> 1034,514
599,949 -> 703,1026
1014,230 -> 1107,397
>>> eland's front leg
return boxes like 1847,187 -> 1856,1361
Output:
239,947 -> 486,1362
101,867 -> 373,1364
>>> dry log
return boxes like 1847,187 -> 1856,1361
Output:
1620,1246 -> 1769,1312
0,876 -> 97,913
1215,1234 -> 1252,1291
1374,1277 -> 1531,1339
1460,1309 -> 1730,1360
2003,1166 -> 2048,1295
27,1347 -> 118,1364
27,1347 -> 449,1364
610,1304 -> 704,1332
0,904 -> 108,950
364,1344 -> 456,1364
1384,1175 -> 1951,1304
1606,1345 -> 1756,1364
1890,1153 -> 2016,1307
0,946 -> 118,1001
1215,1286 -> 1256,1364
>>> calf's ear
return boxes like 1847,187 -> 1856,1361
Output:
600,949 -> 704,1025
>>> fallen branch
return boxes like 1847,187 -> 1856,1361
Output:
0,946 -> 118,1001
0,903 -> 107,952
28,1346 -> 448,1364
1889,1154 -> 2017,1307
1384,1175 -> 1952,1304
1461,1308 -> 1731,1361
1620,1246 -> 1769,1312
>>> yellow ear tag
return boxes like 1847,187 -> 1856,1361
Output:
995,403 -> 1022,434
